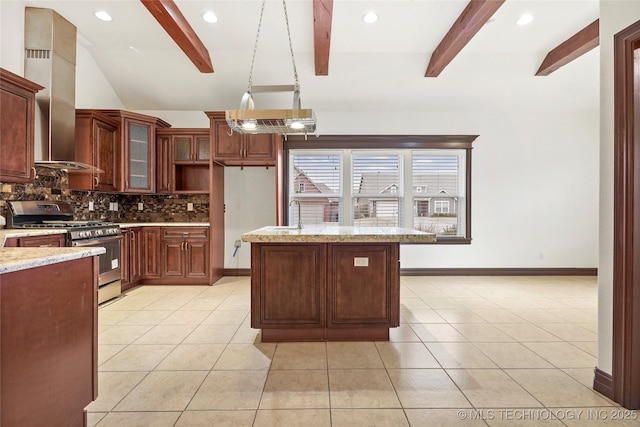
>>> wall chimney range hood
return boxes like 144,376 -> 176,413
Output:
24,7 -> 101,173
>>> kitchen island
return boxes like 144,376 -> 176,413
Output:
241,226 -> 436,342
0,246 -> 104,426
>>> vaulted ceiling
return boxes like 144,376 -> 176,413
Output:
20,0 -> 600,114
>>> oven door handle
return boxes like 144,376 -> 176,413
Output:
72,236 -> 123,247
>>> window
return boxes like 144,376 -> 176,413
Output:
435,200 -> 450,214
352,154 -> 401,226
284,135 -> 475,243
289,153 -> 342,226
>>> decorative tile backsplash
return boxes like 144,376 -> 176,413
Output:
0,167 -> 209,223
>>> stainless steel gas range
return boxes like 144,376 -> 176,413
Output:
7,200 -> 122,303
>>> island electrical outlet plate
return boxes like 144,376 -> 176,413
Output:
354,257 -> 369,267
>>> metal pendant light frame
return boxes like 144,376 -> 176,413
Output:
225,0 -> 317,136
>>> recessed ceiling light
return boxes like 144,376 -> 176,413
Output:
202,11 -> 218,23
362,11 -> 378,24
516,13 -> 534,26
94,11 -> 112,22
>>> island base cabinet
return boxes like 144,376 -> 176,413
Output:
1,256 -> 98,427
328,244 -> 400,328
251,244 -> 326,329
251,242 -> 399,342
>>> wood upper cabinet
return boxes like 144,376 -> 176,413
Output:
206,111 -> 279,166
160,227 -> 209,281
173,133 -> 209,163
0,68 -> 43,183
156,128 -> 210,193
69,110 -> 119,191
99,110 -> 170,193
156,133 -> 172,193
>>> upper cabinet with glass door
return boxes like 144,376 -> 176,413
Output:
172,130 -> 210,163
99,110 -> 170,193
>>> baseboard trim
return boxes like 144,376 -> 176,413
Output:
224,268 -> 251,276
224,267 -> 597,277
593,367 -> 615,401
400,268 -> 597,276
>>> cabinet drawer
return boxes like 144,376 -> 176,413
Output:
16,234 -> 67,247
161,227 -> 209,240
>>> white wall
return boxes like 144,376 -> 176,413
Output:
224,167 -> 276,269
597,1 -> 640,376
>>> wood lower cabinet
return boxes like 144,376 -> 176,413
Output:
252,244 -> 326,329
4,233 -> 66,248
160,227 -> 209,283
121,227 -> 142,291
1,255 -> 98,426
137,226 -> 210,285
251,242 -> 400,342
142,227 -> 162,279
0,68 -> 43,183
327,244 -> 400,330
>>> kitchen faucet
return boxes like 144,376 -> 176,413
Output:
289,199 -> 302,230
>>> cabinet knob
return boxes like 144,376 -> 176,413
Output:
94,176 -> 99,187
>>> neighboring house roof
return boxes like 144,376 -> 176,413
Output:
357,172 -> 459,197
293,167 -> 338,201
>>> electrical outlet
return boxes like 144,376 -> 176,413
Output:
113,202 -> 118,211
354,257 -> 369,267
108,202 -> 114,211
137,202 -> 144,211
88,201 -> 94,211
234,239 -> 241,248
187,202 -> 194,211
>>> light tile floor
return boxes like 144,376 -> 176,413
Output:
89,276 -> 640,426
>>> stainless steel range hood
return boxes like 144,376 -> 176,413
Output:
24,7 -> 100,173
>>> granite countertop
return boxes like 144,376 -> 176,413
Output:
241,226 -> 437,243
0,247 -> 106,274
118,222 -> 210,228
0,229 -> 68,248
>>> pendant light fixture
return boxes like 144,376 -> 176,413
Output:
225,0 -> 317,136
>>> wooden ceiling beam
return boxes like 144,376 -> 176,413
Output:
140,0 -> 214,73
425,0 -> 505,77
535,19 -> 599,76
313,0 -> 333,76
